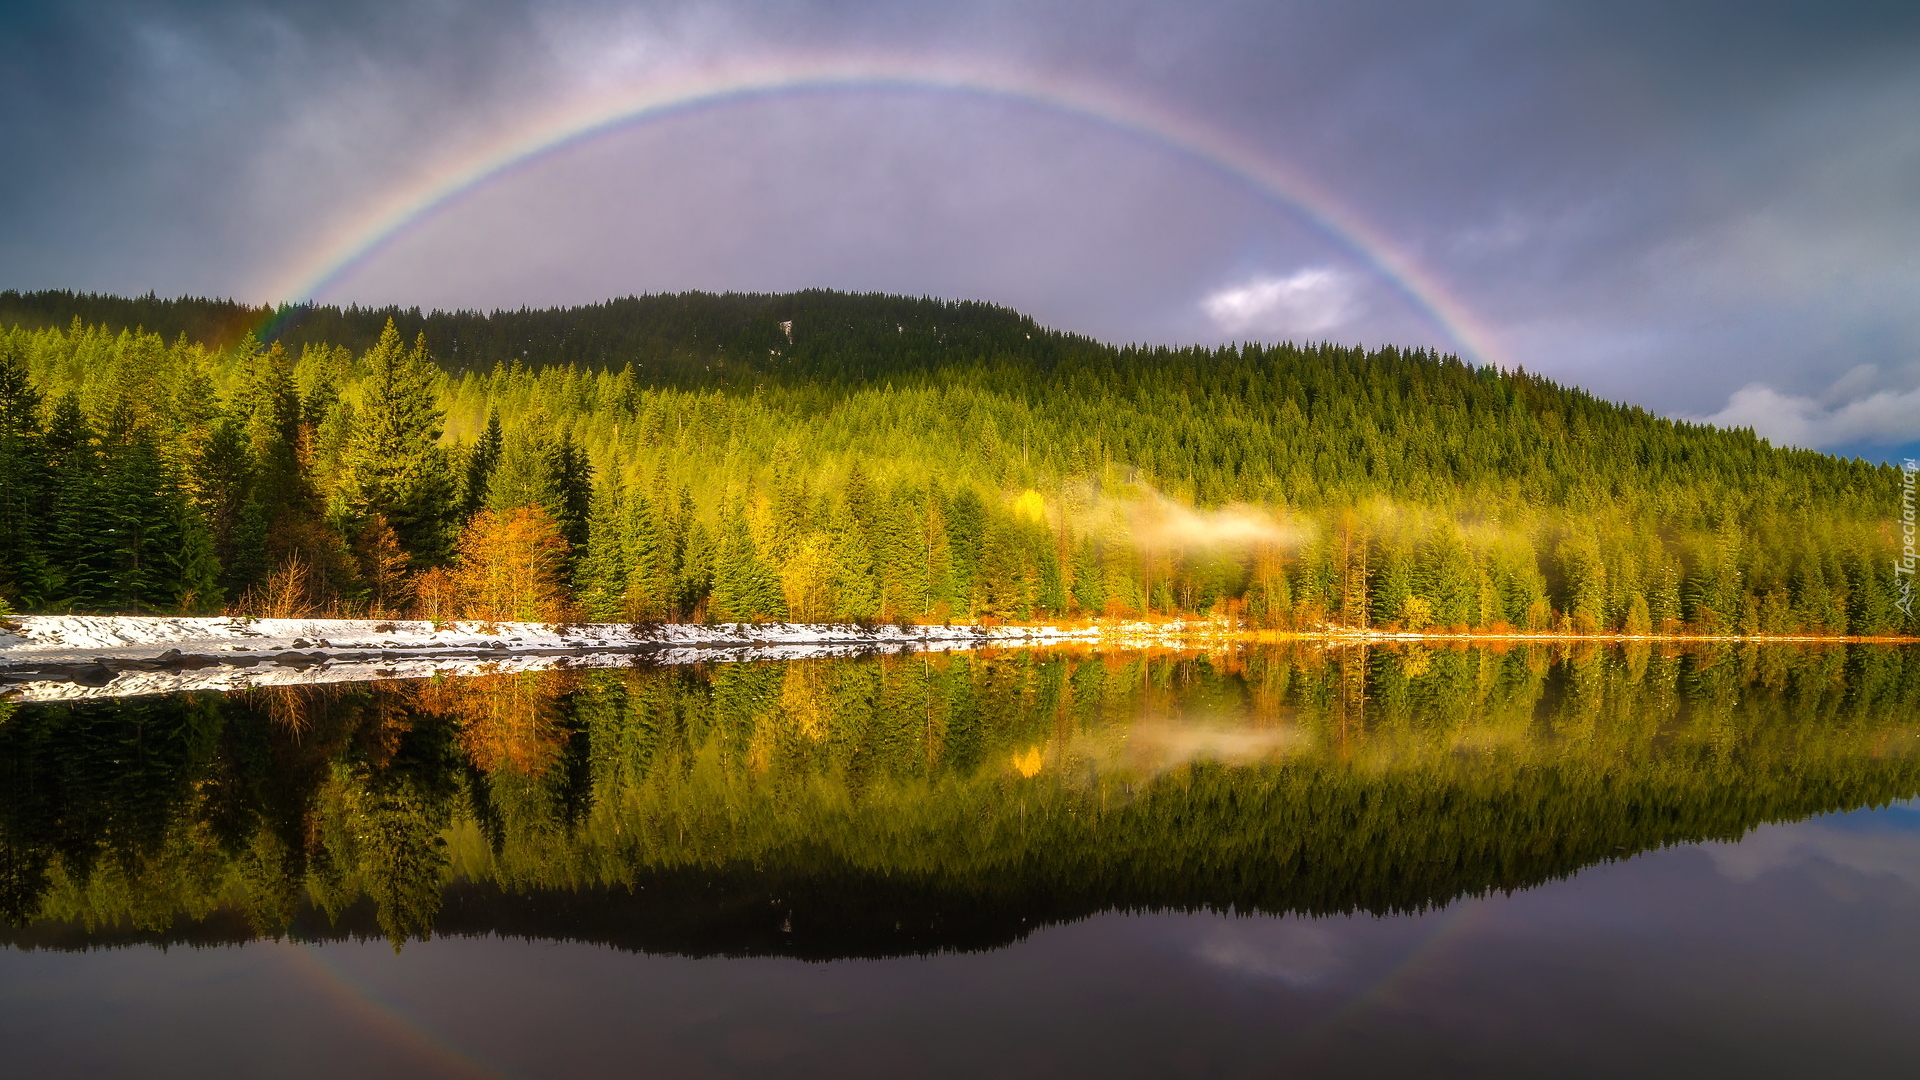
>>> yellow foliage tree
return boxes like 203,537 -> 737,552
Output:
452,505 -> 573,623
781,534 -> 836,623
1397,593 -> 1435,632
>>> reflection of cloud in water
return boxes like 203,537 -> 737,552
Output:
1110,718 -> 1308,776
1706,806 -> 1920,893
1193,919 -> 1344,987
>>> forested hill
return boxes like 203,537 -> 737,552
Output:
0,288 -> 1078,381
0,290 -> 1910,634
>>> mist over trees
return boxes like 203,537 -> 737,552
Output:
0,291 -> 1909,635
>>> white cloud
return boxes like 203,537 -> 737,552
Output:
1192,920 -> 1344,987
1692,362 -> 1920,449
1202,267 -> 1358,337
1705,806 -> 1920,893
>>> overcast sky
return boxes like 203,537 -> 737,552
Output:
3,1 -> 1918,459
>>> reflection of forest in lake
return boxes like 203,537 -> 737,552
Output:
2,643 -> 1917,958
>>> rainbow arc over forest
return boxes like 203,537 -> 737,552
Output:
260,53 -> 1508,369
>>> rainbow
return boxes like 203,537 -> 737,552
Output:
260,54 -> 1508,368
272,940 -> 518,1079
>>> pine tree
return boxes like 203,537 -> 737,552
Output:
919,490 -> 954,618
826,504 -> 878,620
710,501 -> 786,621
236,337 -> 303,521
1034,536 -> 1067,616
548,430 -> 594,568
461,410 -> 504,523
1418,523 -> 1478,629
192,417 -> 255,591
1844,543 -> 1899,635
1556,530 -> 1607,633
172,508 -> 224,614
1624,591 -> 1653,635
974,517 -> 1027,620
339,320 -> 455,568
1071,536 -> 1104,615
678,518 -> 714,620
575,482 -> 628,622
102,433 -> 183,612
484,425 -> 555,515
0,337 -> 46,607
622,490 -> 668,620
1372,533 -> 1416,627
781,532 -> 836,622
44,395 -> 113,609
843,462 -> 877,533
947,488 -> 984,610
874,491 -> 925,617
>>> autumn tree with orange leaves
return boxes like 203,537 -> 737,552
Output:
451,505 -> 573,623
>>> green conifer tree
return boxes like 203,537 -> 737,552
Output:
339,320 -> 455,567
621,489 -> 665,620
0,338 -> 47,607
171,508 -> 224,613
460,410 -> 504,524
576,481 -> 630,621
827,504 -> 879,620
1071,536 -> 1104,614
548,430 -> 594,563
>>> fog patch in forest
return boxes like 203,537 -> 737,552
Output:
1048,481 -> 1309,551
1128,492 -> 1301,550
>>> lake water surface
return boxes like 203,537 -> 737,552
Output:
3,643 -> 1919,1078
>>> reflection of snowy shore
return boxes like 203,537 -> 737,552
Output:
0,616 -> 1124,701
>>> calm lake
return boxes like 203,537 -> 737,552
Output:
3,643 -> 1919,1078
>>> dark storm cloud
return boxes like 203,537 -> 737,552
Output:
3,1 -> 1918,453
0,0 -> 546,291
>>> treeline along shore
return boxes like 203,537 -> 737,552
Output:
0,288 -> 1911,638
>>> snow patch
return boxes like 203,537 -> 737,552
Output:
0,616 -> 1158,701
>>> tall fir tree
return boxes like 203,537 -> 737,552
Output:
0,338 -> 46,606
461,410 -> 504,524
339,320 -> 456,568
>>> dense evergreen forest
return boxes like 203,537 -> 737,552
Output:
3,645 -> 1916,952
0,289 -> 1910,634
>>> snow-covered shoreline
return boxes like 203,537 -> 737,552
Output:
0,614 -> 1894,703
0,615 -> 1107,702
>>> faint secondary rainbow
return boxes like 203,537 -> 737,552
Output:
260,54 -> 1509,369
